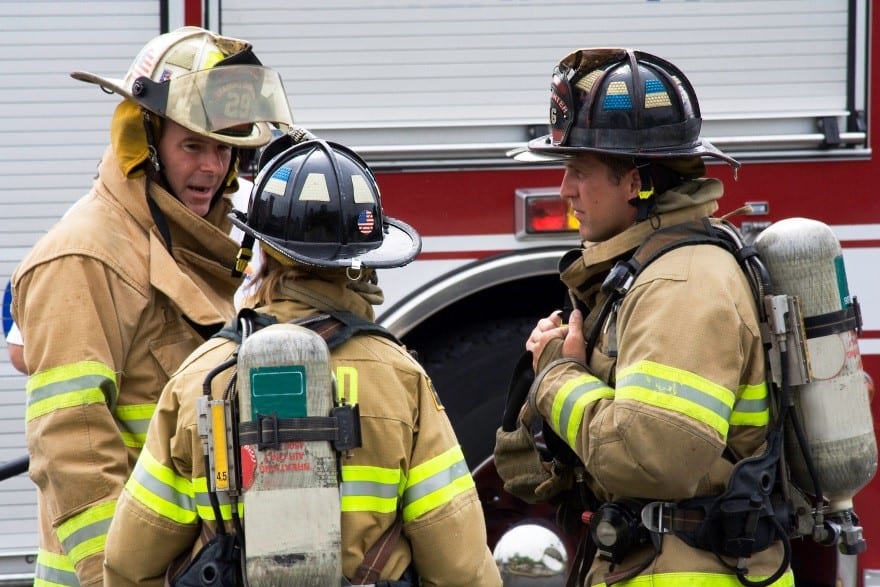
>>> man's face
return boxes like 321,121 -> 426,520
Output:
158,120 -> 234,217
560,153 -> 639,243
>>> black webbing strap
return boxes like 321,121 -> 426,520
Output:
585,218 -> 740,357
627,217 -> 737,274
238,405 -> 361,452
803,302 -> 862,338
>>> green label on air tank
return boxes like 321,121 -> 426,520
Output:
834,254 -> 852,308
250,365 -> 307,420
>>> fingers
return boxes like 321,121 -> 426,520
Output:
562,309 -> 586,363
525,311 -> 571,370
536,311 -> 563,332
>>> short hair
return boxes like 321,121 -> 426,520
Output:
594,153 -> 637,184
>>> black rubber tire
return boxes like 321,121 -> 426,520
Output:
406,316 -> 537,469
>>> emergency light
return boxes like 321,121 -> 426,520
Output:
515,188 -> 579,237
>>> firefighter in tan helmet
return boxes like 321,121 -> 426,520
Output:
494,48 -> 795,585
11,27 -> 292,586
103,137 -> 503,586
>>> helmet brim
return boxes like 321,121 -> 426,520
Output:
522,134 -> 740,169
230,213 -> 422,269
70,70 -> 275,148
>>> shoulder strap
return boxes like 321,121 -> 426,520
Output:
213,308 -> 278,344
212,308 -> 400,350
292,310 -> 402,349
627,217 -> 737,275
584,218 -> 744,356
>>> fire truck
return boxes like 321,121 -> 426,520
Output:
0,0 -> 876,585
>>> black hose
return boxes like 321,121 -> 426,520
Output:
0,455 -> 29,481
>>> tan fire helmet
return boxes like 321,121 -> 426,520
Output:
71,26 -> 293,148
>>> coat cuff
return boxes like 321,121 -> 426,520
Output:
528,357 -> 588,420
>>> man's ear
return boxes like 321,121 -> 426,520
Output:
625,165 -> 642,198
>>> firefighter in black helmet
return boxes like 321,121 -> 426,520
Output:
105,138 -> 503,586
495,49 -> 794,586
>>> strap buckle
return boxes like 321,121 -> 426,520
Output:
641,501 -> 675,534
256,413 -> 280,450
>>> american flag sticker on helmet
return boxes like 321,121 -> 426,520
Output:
265,166 -> 291,196
357,210 -> 375,234
133,48 -> 157,79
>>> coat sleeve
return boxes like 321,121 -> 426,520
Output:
533,246 -> 764,500
402,370 -> 502,587
14,255 -> 141,585
104,369 -> 204,586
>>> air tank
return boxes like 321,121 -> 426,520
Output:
754,217 -> 877,515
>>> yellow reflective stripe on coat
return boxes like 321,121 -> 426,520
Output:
192,476 -> 243,521
25,360 -> 118,422
616,360 -> 736,440
340,464 -> 402,514
548,373 -> 614,447
730,381 -> 769,427
114,403 -> 156,448
55,499 -> 115,568
126,447 -> 198,525
33,548 -> 77,587
402,445 -> 474,523
593,569 -> 794,586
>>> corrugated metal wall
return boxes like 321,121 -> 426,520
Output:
212,0 -> 859,151
0,0 -> 160,570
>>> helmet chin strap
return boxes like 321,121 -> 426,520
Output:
141,110 -> 162,174
631,162 -> 657,223
140,109 -> 176,252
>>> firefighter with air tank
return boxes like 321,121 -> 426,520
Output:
103,136 -> 502,586
494,47 -> 876,586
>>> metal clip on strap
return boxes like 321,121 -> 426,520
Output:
641,501 -> 673,534
641,501 -> 706,535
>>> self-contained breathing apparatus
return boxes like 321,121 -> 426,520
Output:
510,216 -> 876,587
172,309 -> 410,587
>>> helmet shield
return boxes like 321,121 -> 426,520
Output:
231,139 -> 421,269
527,48 -> 738,168
130,66 -> 293,142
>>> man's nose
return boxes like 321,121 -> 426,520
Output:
200,148 -> 226,173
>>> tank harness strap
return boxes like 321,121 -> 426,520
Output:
237,406 -> 361,452
584,218 -> 737,355
213,307 -> 279,343
803,301 -> 862,337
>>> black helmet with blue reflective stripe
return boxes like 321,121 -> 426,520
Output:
526,48 -> 739,169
